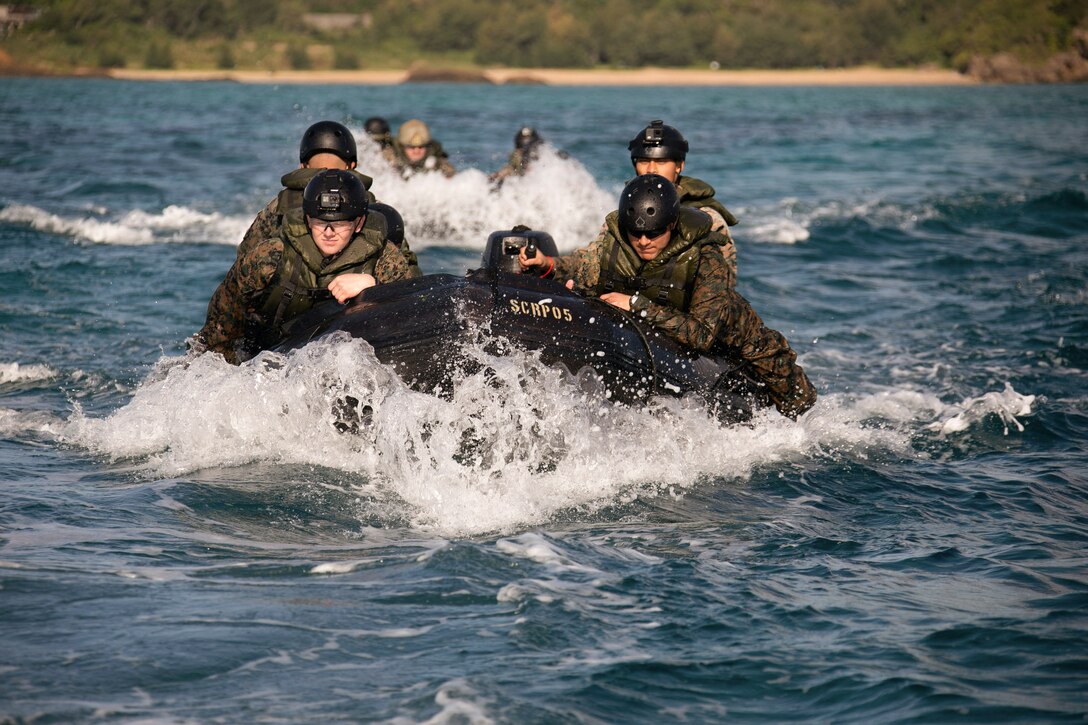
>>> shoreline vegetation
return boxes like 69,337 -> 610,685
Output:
1,0 -> 1085,85
2,53 -> 1084,86
98,66 -> 978,86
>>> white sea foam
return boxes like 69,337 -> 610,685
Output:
2,144 -> 612,251
0,407 -> 67,439
495,532 -> 594,572
798,382 -> 1037,444
493,533 -> 662,618
60,325 -> 1037,535
0,362 -> 58,384
310,560 -> 363,575
117,205 -> 250,245
929,382 -> 1037,435
0,203 -> 249,246
62,334 -> 838,535
113,567 -> 188,582
745,216 -> 812,245
737,195 -> 944,246
356,142 -> 614,252
737,197 -> 811,244
385,678 -> 496,725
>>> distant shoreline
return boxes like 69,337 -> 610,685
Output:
99,66 -> 976,86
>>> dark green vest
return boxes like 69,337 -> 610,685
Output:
255,218 -> 385,345
272,167 -> 405,272
595,207 -> 715,312
676,175 -> 739,227
275,167 -> 377,225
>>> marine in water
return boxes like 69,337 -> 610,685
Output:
490,126 -> 544,184
194,170 -> 411,364
364,116 -> 394,151
519,174 -> 816,418
383,119 -> 456,178
628,120 -> 741,284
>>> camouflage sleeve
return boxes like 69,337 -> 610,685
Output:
700,206 -> 738,285
706,226 -> 737,289
551,225 -> 609,291
701,205 -> 728,232
195,238 -> 282,365
374,241 -> 411,283
381,145 -> 403,173
237,197 -> 279,260
632,245 -> 816,417
400,240 -> 423,278
438,155 -> 456,178
490,161 -> 516,183
490,151 -> 524,183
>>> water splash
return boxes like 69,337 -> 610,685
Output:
63,334 -> 845,535
356,142 -> 614,252
0,203 -> 249,246
929,383 -> 1037,436
0,362 -> 58,385
61,341 -> 1040,534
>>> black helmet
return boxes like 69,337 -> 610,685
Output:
299,120 -> 358,165
619,174 -> 680,235
627,120 -> 688,162
364,116 -> 390,137
367,202 -> 404,246
303,169 -> 369,221
515,126 -> 541,150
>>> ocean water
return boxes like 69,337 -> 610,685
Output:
1,78 -> 1086,723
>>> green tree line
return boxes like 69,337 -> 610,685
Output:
4,0 -> 1086,71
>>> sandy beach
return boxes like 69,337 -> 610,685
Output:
104,65 -> 976,86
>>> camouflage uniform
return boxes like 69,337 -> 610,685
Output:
237,167 -> 421,277
197,220 -> 410,365
490,147 -> 537,183
237,168 -> 375,260
382,140 -> 456,178
369,131 -> 394,151
675,174 -> 740,280
546,210 -> 816,418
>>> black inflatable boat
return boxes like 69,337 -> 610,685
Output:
274,229 -> 766,421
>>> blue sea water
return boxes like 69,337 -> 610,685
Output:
1,77 -> 1087,723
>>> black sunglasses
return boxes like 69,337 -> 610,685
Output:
629,226 -> 670,240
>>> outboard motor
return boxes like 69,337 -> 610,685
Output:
481,228 -> 559,274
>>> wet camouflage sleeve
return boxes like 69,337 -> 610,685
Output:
435,154 -> 456,178
489,151 -> 518,182
374,241 -> 411,283
701,206 -> 737,284
400,240 -> 423,278
550,225 -> 608,291
701,227 -> 737,291
381,145 -> 405,174
700,205 -> 727,232
236,197 -> 279,260
195,237 -> 283,365
630,245 -> 816,418
490,150 -> 526,182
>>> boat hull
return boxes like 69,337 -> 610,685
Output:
275,269 -> 765,421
